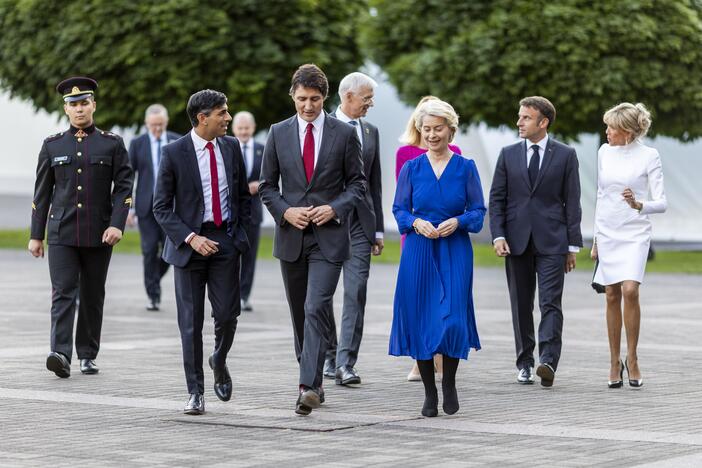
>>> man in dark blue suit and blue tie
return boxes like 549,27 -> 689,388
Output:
231,111 -> 264,312
489,96 -> 582,388
153,90 -> 251,415
128,104 -> 180,311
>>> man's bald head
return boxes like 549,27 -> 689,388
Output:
232,111 -> 256,143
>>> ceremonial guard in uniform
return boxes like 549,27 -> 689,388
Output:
28,77 -> 134,378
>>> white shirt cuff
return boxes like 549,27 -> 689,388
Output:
492,237 -> 506,244
375,232 -> 384,240
185,232 -> 196,244
568,245 -> 580,253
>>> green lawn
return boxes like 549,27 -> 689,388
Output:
4,228 -> 701,274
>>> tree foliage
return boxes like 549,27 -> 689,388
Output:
0,0 -> 367,133
366,0 -> 702,141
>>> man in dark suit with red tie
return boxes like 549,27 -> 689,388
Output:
231,111 -> 264,312
127,104 -> 180,311
153,90 -> 251,415
259,64 -> 365,415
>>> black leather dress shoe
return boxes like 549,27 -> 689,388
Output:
335,365 -> 361,386
46,352 -> 70,378
295,387 -> 321,415
517,366 -> 535,384
323,358 -> 336,379
209,355 -> 232,401
80,359 -> 99,375
184,393 -> 205,415
536,363 -> 555,387
146,300 -> 160,311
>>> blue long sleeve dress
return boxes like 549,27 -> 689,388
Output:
389,154 -> 486,360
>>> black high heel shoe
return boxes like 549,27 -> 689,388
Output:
624,357 -> 644,388
608,360 -> 624,388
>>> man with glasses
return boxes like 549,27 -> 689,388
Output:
324,72 -> 385,386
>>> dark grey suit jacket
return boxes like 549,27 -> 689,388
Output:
153,134 -> 251,268
259,113 -> 366,263
489,137 -> 582,256
128,131 -> 180,217
330,112 -> 384,243
245,141 -> 265,226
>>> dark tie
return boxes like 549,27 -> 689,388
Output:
303,123 -> 315,183
156,138 -> 162,165
528,144 -> 540,187
349,120 -> 358,126
205,142 -> 223,226
242,143 -> 250,175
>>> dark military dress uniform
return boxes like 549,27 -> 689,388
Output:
30,80 -> 133,375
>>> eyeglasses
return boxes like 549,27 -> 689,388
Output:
358,94 -> 374,104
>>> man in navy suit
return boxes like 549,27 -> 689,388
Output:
128,104 -> 180,311
231,111 -> 264,312
489,96 -> 582,387
153,90 -> 251,415
259,64 -> 365,415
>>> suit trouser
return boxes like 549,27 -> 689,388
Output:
174,226 -> 240,394
240,223 -> 261,302
280,231 -> 342,389
506,237 -> 566,371
138,211 -> 170,302
325,219 -> 372,368
48,244 -> 112,362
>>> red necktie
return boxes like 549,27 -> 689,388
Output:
205,142 -> 222,226
303,123 -> 315,183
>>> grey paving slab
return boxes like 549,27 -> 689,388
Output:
0,249 -> 701,466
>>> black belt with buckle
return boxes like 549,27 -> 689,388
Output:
201,221 -> 228,231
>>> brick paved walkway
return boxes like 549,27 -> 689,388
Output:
1,249 -> 701,467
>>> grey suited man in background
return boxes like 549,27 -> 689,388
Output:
259,64 -> 365,415
127,104 -> 181,311
324,72 -> 384,386
231,111 -> 264,312
489,96 -> 582,388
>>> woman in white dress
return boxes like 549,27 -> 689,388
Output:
591,102 -> 667,389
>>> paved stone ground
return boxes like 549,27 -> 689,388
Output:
0,248 -> 701,467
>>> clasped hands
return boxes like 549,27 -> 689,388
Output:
412,218 -> 458,239
622,188 -> 643,211
284,205 -> 336,230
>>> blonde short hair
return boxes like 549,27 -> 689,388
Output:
414,99 -> 459,142
399,96 -> 439,146
603,102 -> 652,140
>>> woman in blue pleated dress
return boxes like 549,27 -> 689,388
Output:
389,98 -> 485,417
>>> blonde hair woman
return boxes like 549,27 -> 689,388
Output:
390,99 -> 485,416
591,102 -> 667,389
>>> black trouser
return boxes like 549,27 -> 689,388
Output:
174,224 -> 241,394
506,237 -> 566,371
48,244 -> 113,362
239,222 -> 261,302
138,211 -> 170,302
280,231 -> 342,389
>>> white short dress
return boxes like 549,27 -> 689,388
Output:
593,141 -> 667,285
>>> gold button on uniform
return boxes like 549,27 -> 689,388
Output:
77,186 -> 82,191
77,203 -> 83,208
77,152 -> 82,156
77,138 -> 83,142
77,168 -> 82,174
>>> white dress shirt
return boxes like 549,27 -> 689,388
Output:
190,129 -> 229,223
526,134 -> 548,170
149,132 -> 168,185
334,107 -> 363,149
297,112 -> 325,166
240,139 -> 254,179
